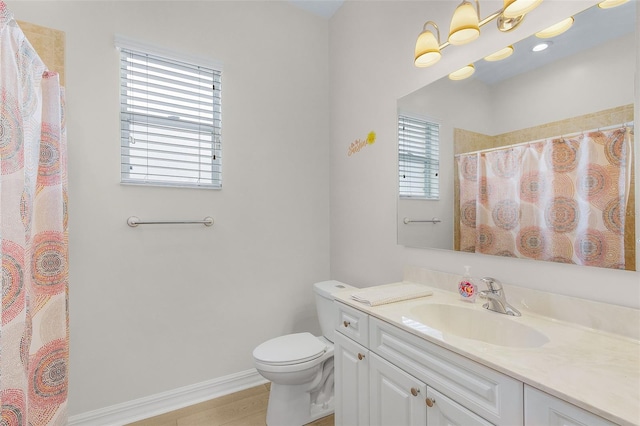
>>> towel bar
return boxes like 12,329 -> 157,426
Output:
403,217 -> 441,224
127,216 -> 214,227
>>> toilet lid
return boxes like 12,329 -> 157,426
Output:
253,332 -> 327,365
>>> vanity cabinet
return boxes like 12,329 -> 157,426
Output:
427,387 -> 493,426
369,353 -> 493,426
334,331 -> 370,426
336,301 -> 369,346
524,386 -> 617,426
369,316 -> 522,425
369,352 -> 426,425
334,301 -> 523,426
334,302 -> 371,425
333,283 -> 637,426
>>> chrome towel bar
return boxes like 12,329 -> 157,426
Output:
127,216 -> 214,227
403,217 -> 441,224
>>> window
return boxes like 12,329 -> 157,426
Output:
118,38 -> 222,188
398,114 -> 439,199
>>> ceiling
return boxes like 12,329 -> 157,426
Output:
473,1 -> 636,85
288,0 -> 344,18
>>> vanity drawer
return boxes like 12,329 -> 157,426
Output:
370,317 -> 523,426
336,302 -> 369,347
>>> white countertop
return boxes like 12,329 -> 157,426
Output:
334,282 -> 640,426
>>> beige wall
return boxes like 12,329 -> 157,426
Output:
8,0 -> 331,416
454,105 -> 634,154
18,20 -> 65,85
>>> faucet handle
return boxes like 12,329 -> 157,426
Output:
481,277 -> 503,292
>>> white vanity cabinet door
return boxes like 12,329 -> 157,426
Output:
334,331 -> 370,426
427,387 -> 493,426
524,386 -> 617,426
369,352 -> 427,426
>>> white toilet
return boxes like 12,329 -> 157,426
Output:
253,280 -> 354,426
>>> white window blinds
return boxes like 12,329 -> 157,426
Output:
119,45 -> 222,188
398,115 -> 439,199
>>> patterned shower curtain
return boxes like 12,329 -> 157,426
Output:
0,3 -> 68,425
457,127 -> 632,269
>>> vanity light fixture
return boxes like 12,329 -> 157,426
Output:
503,0 -> 543,18
532,41 -> 551,52
448,0 -> 481,45
415,21 -> 442,67
535,17 -> 574,38
449,64 -> 475,80
484,45 -> 514,61
414,0 -> 543,68
496,14 -> 525,32
598,0 -> 629,9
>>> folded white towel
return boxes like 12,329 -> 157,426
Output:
351,283 -> 433,307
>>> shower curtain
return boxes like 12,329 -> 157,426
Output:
0,3 -> 68,425
457,126 -> 632,269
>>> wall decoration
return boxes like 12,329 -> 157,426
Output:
348,131 -> 376,156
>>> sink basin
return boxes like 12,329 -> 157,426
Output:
404,304 -> 549,348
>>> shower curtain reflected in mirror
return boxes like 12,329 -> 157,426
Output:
0,2 -> 68,424
457,126 -> 633,270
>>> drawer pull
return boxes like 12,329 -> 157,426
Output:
410,387 -> 420,397
357,353 -> 365,360
343,320 -> 351,328
425,398 -> 435,407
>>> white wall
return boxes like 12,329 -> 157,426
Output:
492,33 -> 635,134
329,0 -> 640,308
8,1 -> 331,416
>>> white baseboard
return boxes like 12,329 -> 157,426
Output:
68,369 -> 268,426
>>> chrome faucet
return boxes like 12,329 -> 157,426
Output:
479,277 -> 521,317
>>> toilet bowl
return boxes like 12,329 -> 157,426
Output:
253,280 -> 353,426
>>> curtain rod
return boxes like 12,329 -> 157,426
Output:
454,122 -> 633,157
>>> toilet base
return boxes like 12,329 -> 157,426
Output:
266,382 -> 334,426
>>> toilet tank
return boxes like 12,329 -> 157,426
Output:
313,280 -> 354,343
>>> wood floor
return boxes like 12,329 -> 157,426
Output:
126,384 -> 334,426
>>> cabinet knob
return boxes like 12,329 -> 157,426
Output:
357,353 -> 365,360
425,398 -> 435,408
410,387 -> 420,397
343,320 -> 351,328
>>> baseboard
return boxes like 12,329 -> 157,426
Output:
68,369 -> 268,426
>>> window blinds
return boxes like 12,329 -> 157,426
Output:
119,47 -> 222,188
398,115 -> 440,199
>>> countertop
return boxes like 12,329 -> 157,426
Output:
333,282 -> 640,426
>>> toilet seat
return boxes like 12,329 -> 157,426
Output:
253,332 -> 327,365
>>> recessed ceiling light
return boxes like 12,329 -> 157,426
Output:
532,42 -> 552,52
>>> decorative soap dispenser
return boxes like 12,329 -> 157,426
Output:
458,265 -> 477,303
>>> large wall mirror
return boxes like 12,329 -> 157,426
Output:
398,1 -> 638,271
